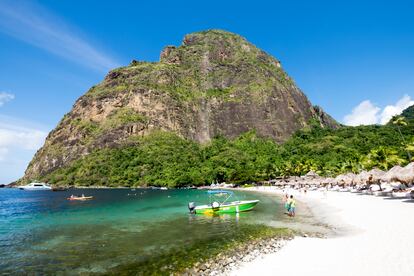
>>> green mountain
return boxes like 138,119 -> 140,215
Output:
22,30 -> 338,185
400,104 -> 414,122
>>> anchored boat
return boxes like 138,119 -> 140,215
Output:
18,182 -> 52,191
188,190 -> 259,214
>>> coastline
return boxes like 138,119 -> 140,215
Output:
231,187 -> 414,276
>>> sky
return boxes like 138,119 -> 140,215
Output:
0,0 -> 414,183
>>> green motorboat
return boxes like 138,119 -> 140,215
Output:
188,190 -> 259,214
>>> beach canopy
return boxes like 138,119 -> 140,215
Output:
381,165 -> 404,183
394,162 -> 414,184
367,168 -> 385,184
207,190 -> 234,195
305,171 -> 319,178
354,170 -> 369,185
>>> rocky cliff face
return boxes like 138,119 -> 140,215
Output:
23,30 -> 337,181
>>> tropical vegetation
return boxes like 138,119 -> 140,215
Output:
43,112 -> 414,187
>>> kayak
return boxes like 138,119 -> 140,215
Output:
67,196 -> 93,201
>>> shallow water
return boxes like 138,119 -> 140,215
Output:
0,188 -> 323,274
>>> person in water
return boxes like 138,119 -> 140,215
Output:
283,194 -> 290,213
288,195 -> 296,217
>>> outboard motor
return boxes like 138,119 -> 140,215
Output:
188,202 -> 196,214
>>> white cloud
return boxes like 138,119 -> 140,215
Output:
0,1 -> 119,72
343,95 -> 414,126
0,128 -> 46,151
379,95 -> 414,124
0,92 -> 15,106
343,100 -> 381,126
0,115 -> 49,183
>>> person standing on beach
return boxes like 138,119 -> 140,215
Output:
288,195 -> 296,217
283,194 -> 289,213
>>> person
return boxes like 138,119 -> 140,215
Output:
288,195 -> 296,217
283,194 -> 289,213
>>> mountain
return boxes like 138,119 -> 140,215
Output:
400,104 -> 414,122
22,30 -> 337,183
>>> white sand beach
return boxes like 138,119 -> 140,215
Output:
233,189 -> 414,276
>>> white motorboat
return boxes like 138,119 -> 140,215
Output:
19,182 -> 52,191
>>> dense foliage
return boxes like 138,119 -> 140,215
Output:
43,116 -> 414,187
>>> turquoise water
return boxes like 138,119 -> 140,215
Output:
0,188 -> 291,274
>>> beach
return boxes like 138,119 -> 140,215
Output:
233,188 -> 414,276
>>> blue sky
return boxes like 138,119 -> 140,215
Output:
1,0 -> 414,183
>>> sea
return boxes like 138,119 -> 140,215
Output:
0,188 -> 323,274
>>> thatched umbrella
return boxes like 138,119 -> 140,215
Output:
321,177 -> 335,185
334,173 -> 355,186
344,173 -> 357,186
381,165 -> 404,183
367,168 -> 386,184
334,174 -> 346,186
354,170 -> 370,185
394,162 -> 414,185
305,170 -> 319,179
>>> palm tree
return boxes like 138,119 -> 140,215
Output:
392,116 -> 411,160
362,146 -> 405,171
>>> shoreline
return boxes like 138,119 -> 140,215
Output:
185,188 -> 332,275
231,188 -> 414,276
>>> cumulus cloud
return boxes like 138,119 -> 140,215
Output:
379,95 -> 414,124
343,95 -> 414,126
343,100 -> 381,126
0,92 -> 14,106
0,1 -> 119,72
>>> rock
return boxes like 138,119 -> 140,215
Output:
22,29 -> 338,184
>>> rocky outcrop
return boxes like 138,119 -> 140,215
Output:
23,30 -> 337,181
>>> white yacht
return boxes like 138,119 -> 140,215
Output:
19,182 -> 52,191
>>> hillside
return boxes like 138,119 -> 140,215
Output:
400,104 -> 414,122
22,30 -> 337,183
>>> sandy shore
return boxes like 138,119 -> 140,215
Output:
233,188 -> 414,276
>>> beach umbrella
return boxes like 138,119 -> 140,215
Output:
321,177 -> 334,185
305,170 -> 319,179
354,170 -> 369,185
381,165 -> 404,183
394,162 -> 414,185
334,174 -> 346,186
335,173 -> 356,186
367,168 -> 386,184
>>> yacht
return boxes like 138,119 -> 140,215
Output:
19,182 -> 52,191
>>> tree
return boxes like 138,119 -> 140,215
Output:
362,146 -> 405,171
392,116 -> 411,160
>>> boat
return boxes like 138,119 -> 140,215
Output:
160,187 -> 168,190
188,190 -> 259,214
67,195 -> 93,201
18,182 -> 52,191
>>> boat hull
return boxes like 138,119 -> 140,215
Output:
67,196 -> 93,201
194,200 -> 259,214
19,187 -> 52,191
